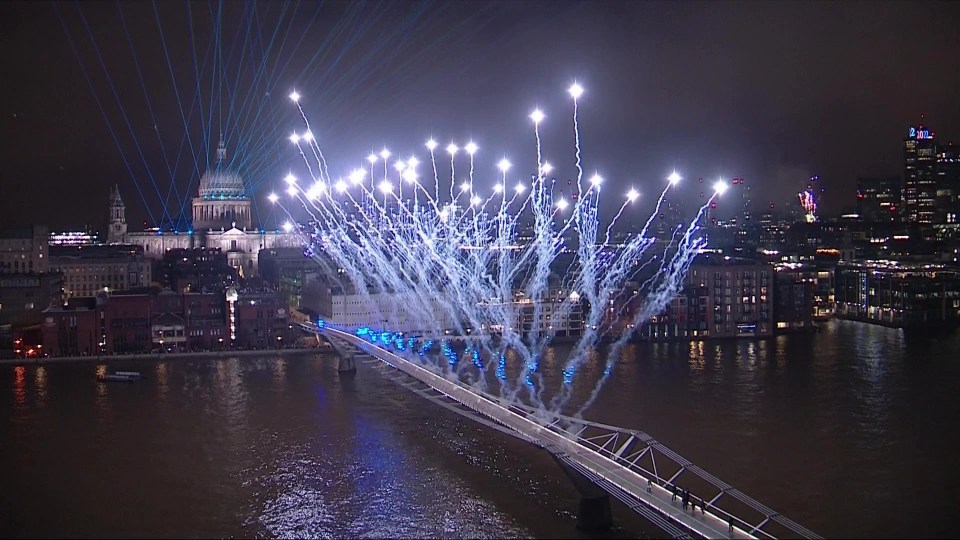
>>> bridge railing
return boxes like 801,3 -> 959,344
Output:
492,400 -> 821,540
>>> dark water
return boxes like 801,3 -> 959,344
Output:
2,320 -> 959,538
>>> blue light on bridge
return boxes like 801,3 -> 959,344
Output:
317,319 -> 325,329
472,347 -> 482,369
563,366 -> 576,385
496,354 -> 507,381
441,341 -> 458,367
527,355 -> 539,373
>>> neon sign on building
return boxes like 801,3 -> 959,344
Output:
909,126 -> 933,140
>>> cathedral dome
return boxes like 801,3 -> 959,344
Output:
198,169 -> 247,200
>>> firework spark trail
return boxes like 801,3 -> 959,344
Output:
572,193 -> 718,416
568,84 -> 585,199
633,223 -> 686,299
426,140 -> 440,202
467,141 -> 477,193
600,178 -> 681,306
291,141 -> 318,184
550,198 -> 674,407
292,99 -> 331,182
603,200 -> 631,245
448,144 -> 458,202
276,82 -> 730,423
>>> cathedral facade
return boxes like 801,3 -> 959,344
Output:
107,140 -> 300,277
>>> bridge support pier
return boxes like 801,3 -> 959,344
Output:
337,354 -> 356,373
548,450 -> 612,530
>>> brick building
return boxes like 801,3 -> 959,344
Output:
40,287 -> 234,355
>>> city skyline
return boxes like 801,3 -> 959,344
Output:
3,4 -> 960,537
2,1 -> 960,229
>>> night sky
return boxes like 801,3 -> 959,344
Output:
2,0 -> 959,231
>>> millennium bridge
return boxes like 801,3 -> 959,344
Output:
302,323 -> 821,540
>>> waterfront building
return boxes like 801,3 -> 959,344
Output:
38,298 -> 98,356
834,260 -> 960,327
642,255 -> 774,339
638,284 -> 709,340
773,267 -> 815,331
779,261 -> 836,319
306,275 -> 584,338
513,288 -> 584,338
233,288 -> 290,349
41,287 -> 233,355
49,244 -> 151,299
309,282 -> 458,334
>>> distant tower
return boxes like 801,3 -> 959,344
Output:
107,184 -> 127,243
903,122 -> 936,223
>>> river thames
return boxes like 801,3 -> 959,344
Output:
2,319 -> 959,538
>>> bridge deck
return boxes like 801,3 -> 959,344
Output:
316,326 -> 819,539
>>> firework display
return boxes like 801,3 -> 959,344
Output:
273,83 -> 730,418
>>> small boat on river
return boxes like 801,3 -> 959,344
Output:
98,371 -> 141,382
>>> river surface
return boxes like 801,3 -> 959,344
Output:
2,319 -> 959,538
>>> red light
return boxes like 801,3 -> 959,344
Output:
770,202 -> 775,208
710,202 -> 717,209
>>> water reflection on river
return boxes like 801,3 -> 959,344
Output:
2,320 -> 959,538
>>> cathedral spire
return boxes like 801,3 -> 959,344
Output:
110,184 -> 123,204
216,132 -> 226,163
108,184 -> 127,244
